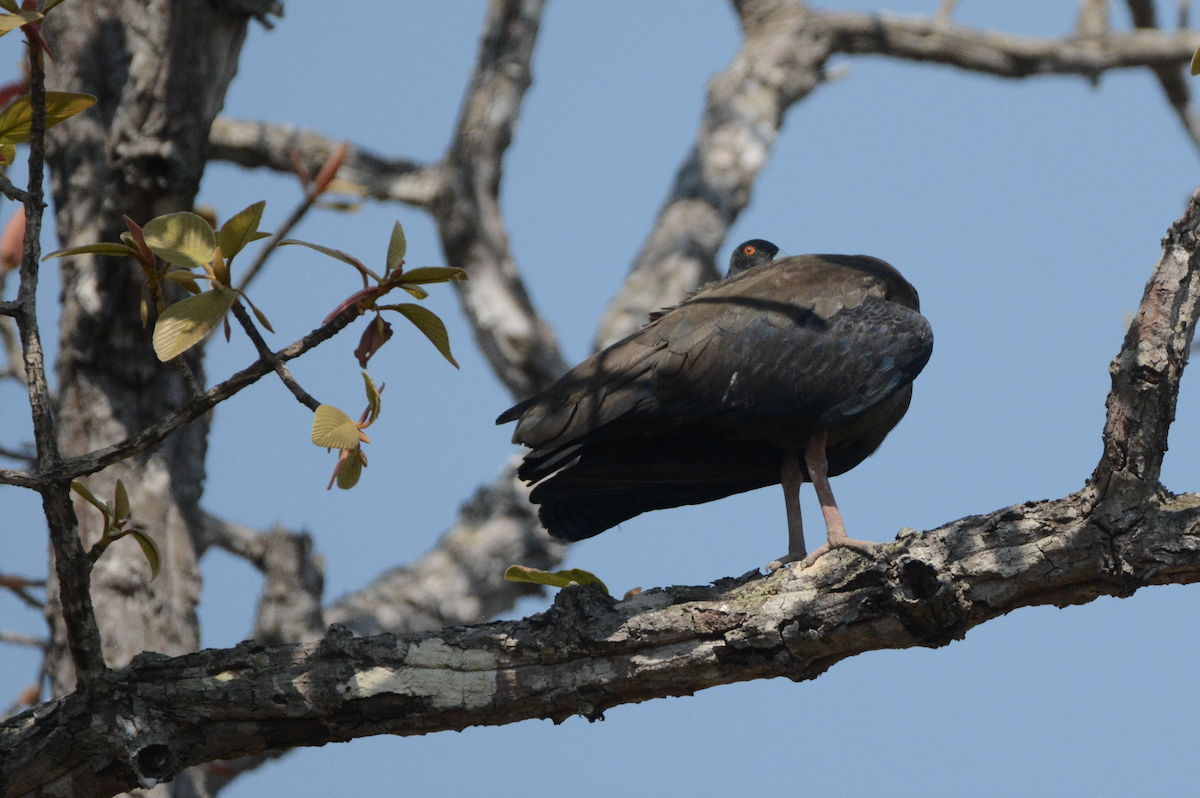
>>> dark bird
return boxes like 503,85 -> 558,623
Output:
497,239 -> 933,568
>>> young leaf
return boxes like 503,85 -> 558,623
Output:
354,315 -> 393,368
0,1 -> 21,16
217,200 -> 266,262
113,480 -> 130,521
335,450 -> 364,490
361,370 -> 381,424
311,404 -> 362,450
142,212 -> 217,271
392,303 -> 459,368
0,143 -> 14,166
504,565 -> 609,595
128,530 -> 161,580
123,215 -> 155,266
152,284 -> 236,361
386,221 -> 406,272
395,266 -> 467,285
163,269 -> 202,294
1193,45 -> 1200,76
312,140 -> 349,196
0,91 -> 95,145
280,239 -> 375,279
242,294 -> 274,333
400,284 -> 429,300
42,242 -> 141,261
70,480 -> 111,524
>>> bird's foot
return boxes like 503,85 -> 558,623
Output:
799,535 -> 876,568
766,551 -> 804,572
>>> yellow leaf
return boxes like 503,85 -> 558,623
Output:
0,92 -> 95,145
504,566 -> 609,595
152,284 -> 236,361
311,404 -> 362,450
393,303 -> 458,368
143,212 -> 217,272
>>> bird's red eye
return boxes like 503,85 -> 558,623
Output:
744,245 -> 756,255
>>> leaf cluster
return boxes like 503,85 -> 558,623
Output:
45,203 -> 274,359
71,480 -> 161,579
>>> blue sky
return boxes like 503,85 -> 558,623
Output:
4,1 -> 1200,795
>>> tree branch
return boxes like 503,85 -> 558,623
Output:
5,486 -> 1200,798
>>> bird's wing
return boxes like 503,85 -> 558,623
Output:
499,255 -> 932,452
646,293 -> 932,427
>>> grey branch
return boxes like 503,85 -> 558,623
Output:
5,488 -> 1200,798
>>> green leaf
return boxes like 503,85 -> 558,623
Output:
0,1 -> 21,15
42,0 -> 68,12
152,284 -> 236,361
0,92 -> 96,145
71,481 -> 111,524
43,242 -> 142,261
113,480 -> 130,521
392,303 -> 458,368
311,404 -> 362,450
128,530 -> 161,580
0,143 -> 14,166
1193,45 -> 1200,77
362,370 -> 381,424
279,239 -> 375,279
336,450 -> 364,490
386,221 -> 406,272
395,267 -> 467,285
399,285 -> 429,300
504,566 -> 609,595
142,212 -> 217,271
216,200 -> 266,262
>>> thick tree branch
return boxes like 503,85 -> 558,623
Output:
5,486 -> 1200,798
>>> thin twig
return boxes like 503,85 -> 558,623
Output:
10,31 -> 105,683
229,299 -> 319,410
233,192 -> 315,295
0,171 -> 32,205
1124,0 -> 1200,155
0,572 -> 45,610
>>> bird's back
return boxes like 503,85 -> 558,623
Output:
498,252 -> 933,541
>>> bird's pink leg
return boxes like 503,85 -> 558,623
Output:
800,430 -> 876,568
767,449 -> 807,570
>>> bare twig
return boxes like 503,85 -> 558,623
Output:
0,572 -> 45,610
233,185 -> 315,294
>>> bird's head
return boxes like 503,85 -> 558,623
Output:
727,239 -> 779,277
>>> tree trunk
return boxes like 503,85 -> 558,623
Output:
40,0 -> 258,698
